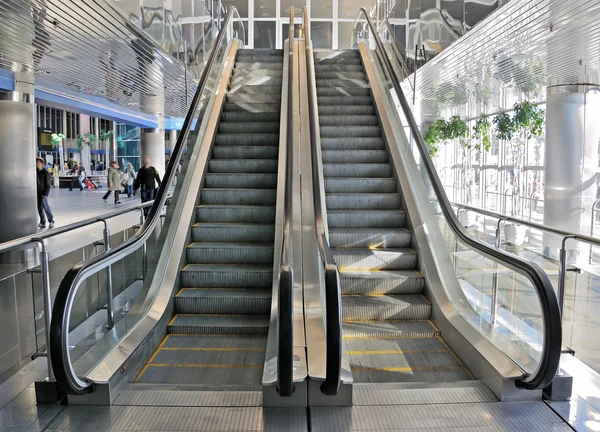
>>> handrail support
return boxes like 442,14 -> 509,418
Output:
32,238 -> 54,382
99,219 -> 114,329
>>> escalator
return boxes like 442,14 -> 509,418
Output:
314,49 -> 471,384
49,7 -> 300,404
304,7 -> 562,402
134,49 -> 283,386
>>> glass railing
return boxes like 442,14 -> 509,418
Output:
49,7 -> 245,395
351,8 -> 561,390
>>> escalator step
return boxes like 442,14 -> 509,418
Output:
212,146 -> 279,160
201,188 -> 276,206
319,115 -> 379,127
314,50 -> 359,59
192,223 -> 275,243
162,334 -> 267,349
323,163 -> 392,177
230,76 -> 283,88
150,347 -> 266,366
220,112 -> 281,123
316,79 -> 369,89
317,87 -> 371,97
333,249 -> 418,271
232,68 -> 284,78
351,365 -> 472,384
175,288 -> 271,314
321,137 -> 384,150
180,264 -> 272,288
317,96 -> 373,106
326,193 -> 401,210
235,62 -> 283,70
196,205 -> 276,223
229,85 -> 282,95
327,209 -> 406,228
325,178 -> 396,193
136,364 -> 264,386
343,320 -> 439,339
315,71 -> 366,80
223,102 -> 280,113
168,314 -> 270,335
205,173 -> 277,189
208,159 -> 278,173
315,64 -> 364,72
339,270 -> 424,295
329,227 -> 411,248
215,133 -> 279,146
218,122 -> 280,134
186,242 -> 274,265
321,125 -> 381,138
227,93 -> 282,104
342,294 -> 431,321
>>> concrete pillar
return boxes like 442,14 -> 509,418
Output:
0,72 -> 36,243
141,114 -> 166,181
543,85 -> 600,254
169,129 -> 177,154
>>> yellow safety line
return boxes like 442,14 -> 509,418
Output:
415,271 -> 424,277
160,347 -> 265,352
343,335 -> 437,340
346,349 -> 450,355
167,315 -> 179,326
145,363 -> 263,369
435,336 -> 476,379
134,337 -> 169,382
181,264 -> 190,271
351,365 -> 467,373
167,334 -> 256,337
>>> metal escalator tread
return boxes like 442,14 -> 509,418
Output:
315,50 -> 472,385
135,49 -> 283,387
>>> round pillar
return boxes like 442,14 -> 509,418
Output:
141,127 -> 166,181
543,84 -> 600,254
0,90 -> 37,243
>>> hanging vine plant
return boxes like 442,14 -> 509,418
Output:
473,116 -> 492,152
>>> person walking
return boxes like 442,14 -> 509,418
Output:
103,161 -> 122,204
68,162 -> 84,191
36,157 -> 55,229
122,162 -> 136,198
52,163 -> 59,188
134,156 -> 161,217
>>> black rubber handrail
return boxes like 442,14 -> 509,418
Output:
277,7 -> 295,398
303,7 -> 343,396
49,7 -> 241,395
357,8 -> 561,390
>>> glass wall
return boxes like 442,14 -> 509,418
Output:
116,124 -> 142,171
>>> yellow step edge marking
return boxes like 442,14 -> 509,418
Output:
145,363 -> 263,369
167,315 -> 179,326
415,271 -> 424,277
434,336 -> 475,379
134,337 -> 170,382
346,349 -> 450,355
167,334 -> 261,337
181,264 -> 190,271
351,365 -> 467,373
160,347 -> 265,352
343,335 -> 438,341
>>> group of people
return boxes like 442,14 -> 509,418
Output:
35,155 -> 161,230
103,156 -> 161,211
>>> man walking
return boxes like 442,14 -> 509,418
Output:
134,156 -> 162,217
36,157 -> 55,229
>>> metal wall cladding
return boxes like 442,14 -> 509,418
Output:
402,0 -> 600,126
0,0 -> 195,119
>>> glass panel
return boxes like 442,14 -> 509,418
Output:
281,0 -> 306,17
254,21 -> 277,48
254,0 -> 276,18
311,22 -> 332,49
311,0 -> 332,19
65,11 -> 247,380
283,23 -> 303,40
338,22 -> 355,49
351,10 -> 549,378
338,0 -> 368,19
227,0 -> 249,18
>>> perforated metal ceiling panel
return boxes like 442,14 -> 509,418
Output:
403,0 -> 600,124
0,0 -> 195,120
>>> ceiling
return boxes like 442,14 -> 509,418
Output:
402,0 -> 600,124
0,0 -> 196,121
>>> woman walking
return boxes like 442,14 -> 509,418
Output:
103,161 -> 122,204
122,163 -> 136,198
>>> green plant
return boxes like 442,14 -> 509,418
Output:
75,132 -> 98,151
50,133 -> 66,149
424,119 -> 446,158
473,116 -> 491,152
99,130 -> 114,142
492,101 -> 545,217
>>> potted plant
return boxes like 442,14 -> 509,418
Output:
493,101 -> 545,245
